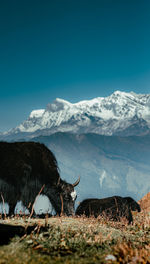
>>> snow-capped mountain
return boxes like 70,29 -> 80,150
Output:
1,91 -> 150,210
1,91 -> 150,140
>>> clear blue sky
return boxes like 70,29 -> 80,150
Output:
0,0 -> 150,132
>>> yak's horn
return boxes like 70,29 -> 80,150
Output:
72,176 -> 80,187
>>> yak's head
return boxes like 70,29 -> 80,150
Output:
124,197 -> 141,212
56,176 -> 80,216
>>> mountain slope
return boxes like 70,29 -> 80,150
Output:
1,91 -> 150,140
32,133 -> 150,204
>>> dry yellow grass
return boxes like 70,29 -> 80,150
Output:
139,192 -> 150,213
0,210 -> 149,264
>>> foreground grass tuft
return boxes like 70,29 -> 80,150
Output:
0,212 -> 150,263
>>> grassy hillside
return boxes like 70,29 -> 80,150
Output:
0,212 -> 149,264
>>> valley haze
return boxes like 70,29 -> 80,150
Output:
0,91 -> 150,214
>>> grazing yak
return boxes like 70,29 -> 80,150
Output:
0,141 -> 80,216
75,196 -> 141,224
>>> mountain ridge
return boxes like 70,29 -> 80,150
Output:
1,91 -> 150,140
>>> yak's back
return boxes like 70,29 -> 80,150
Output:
0,141 -> 60,186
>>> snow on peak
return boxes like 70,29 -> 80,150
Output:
46,98 -> 72,112
110,90 -> 136,100
113,90 -> 130,96
3,91 -> 150,137
29,109 -> 45,118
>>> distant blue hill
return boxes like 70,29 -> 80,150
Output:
30,132 -> 150,204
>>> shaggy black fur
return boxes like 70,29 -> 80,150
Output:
0,141 -> 78,216
75,196 -> 140,224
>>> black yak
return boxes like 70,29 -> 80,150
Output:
0,141 -> 80,216
75,196 -> 140,224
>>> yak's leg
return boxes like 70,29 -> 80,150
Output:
127,208 -> 133,224
9,203 -> 16,217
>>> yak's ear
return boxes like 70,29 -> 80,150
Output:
72,176 -> 80,187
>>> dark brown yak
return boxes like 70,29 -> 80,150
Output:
75,196 -> 140,224
0,141 -> 80,216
